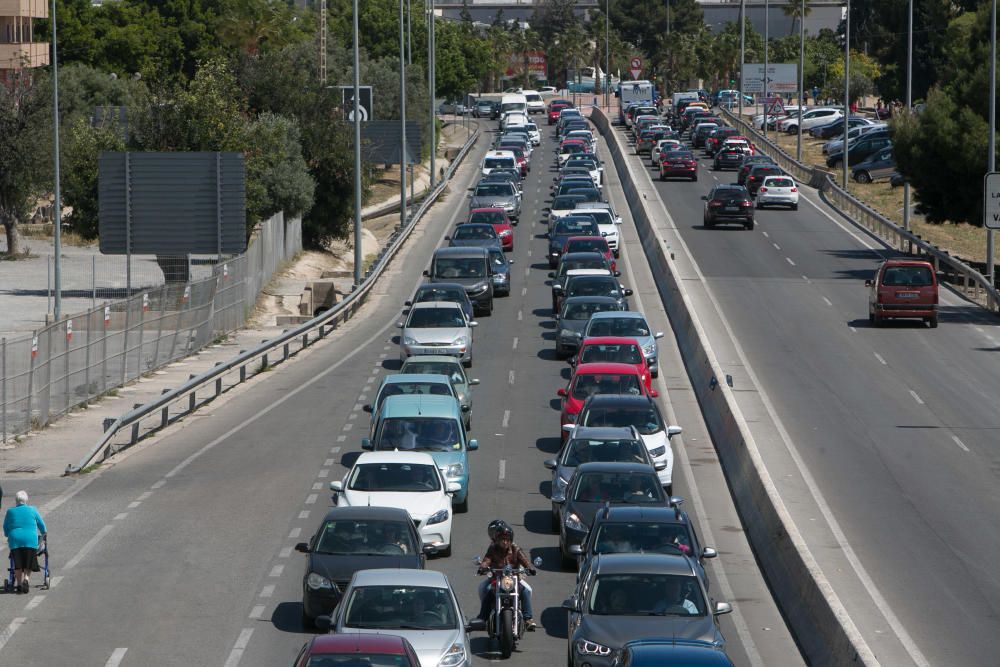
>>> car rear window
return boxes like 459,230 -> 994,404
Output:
882,265 -> 933,287
765,178 -> 794,188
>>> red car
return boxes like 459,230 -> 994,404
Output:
659,149 -> 698,181
866,258 -> 939,327
498,143 -> 529,176
548,101 -> 573,125
570,337 -> 652,392
557,362 -> 658,439
469,207 -> 514,251
294,633 -> 420,667
562,236 -> 615,272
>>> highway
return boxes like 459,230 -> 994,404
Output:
0,118 -> 801,665
612,117 -> 1000,665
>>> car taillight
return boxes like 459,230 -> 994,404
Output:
709,201 -> 722,208
749,176 -> 757,181
759,187 -> 768,193
741,201 -> 752,207
790,187 -> 798,192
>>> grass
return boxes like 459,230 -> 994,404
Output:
19,223 -> 96,247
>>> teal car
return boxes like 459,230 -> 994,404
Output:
362,394 -> 478,513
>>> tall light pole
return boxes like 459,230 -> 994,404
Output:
842,0 -> 850,189
763,0 -> 769,139
51,0 -> 62,319
988,0 -> 997,292
407,0 -> 412,65
605,0 -> 610,110
428,0 -> 436,188
903,0 -> 912,232
399,0 -> 407,230
352,0 -> 362,287
739,0 -> 745,120
797,0 -> 805,160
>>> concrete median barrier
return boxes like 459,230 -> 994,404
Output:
590,106 -> 878,667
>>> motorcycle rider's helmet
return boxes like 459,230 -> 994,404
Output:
496,525 -> 514,542
487,519 -> 510,542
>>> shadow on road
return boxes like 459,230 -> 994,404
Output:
540,606 -> 569,639
270,601 -> 313,635
523,509 -> 552,535
536,436 -> 561,454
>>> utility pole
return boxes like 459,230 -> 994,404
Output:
428,0 -> 436,188
352,0 -> 362,287
605,0 -> 610,110
842,0 -> 850,189
797,0 -> 805,161
763,0 -> 769,139
988,0 -> 997,294
407,0 -> 412,65
903,0 -> 912,233
739,0 -> 745,121
319,0 -> 327,85
399,0 -> 407,230
51,0 -> 62,319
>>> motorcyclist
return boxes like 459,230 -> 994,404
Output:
476,522 -> 536,630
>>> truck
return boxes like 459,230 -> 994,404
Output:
617,80 -> 656,123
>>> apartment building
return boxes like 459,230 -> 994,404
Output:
0,0 -> 49,84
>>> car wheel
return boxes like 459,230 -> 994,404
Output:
928,315 -> 939,328
868,310 -> 875,325
712,164 -> 719,171
561,548 -> 577,571
755,201 -> 762,210
438,543 -> 452,557
791,203 -> 799,211
651,368 -> 659,378
692,174 -> 698,181
872,313 -> 882,327
301,609 -> 314,629
455,494 -> 469,514
745,220 -> 754,230
856,171 -> 873,184
705,218 -> 714,228
463,356 -> 472,368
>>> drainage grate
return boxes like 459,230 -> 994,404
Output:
5,465 -> 39,473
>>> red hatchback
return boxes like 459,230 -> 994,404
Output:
294,633 -> 420,667
659,149 -> 698,181
866,259 -> 939,327
562,236 -> 615,272
570,337 -> 652,392
469,208 -> 514,251
548,101 -> 573,125
557,362 -> 658,439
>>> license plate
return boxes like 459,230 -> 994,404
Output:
896,292 -> 919,299
725,206 -> 739,212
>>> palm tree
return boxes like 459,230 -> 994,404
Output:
782,0 -> 813,37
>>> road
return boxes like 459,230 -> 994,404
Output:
0,116 -> 801,665
615,119 -> 1000,665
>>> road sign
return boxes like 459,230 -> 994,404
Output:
984,172 -> 1000,229
629,56 -> 642,80
339,86 -> 373,122
741,64 -> 797,94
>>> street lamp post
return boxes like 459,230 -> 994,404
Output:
51,0 -> 62,319
605,0 -> 610,110
428,0 -> 435,188
988,0 -> 997,294
842,0 -> 850,189
352,0 -> 362,287
797,0 -> 804,161
739,0 -> 745,121
903,0 -> 912,233
399,0 -> 407,231
763,0 -> 769,139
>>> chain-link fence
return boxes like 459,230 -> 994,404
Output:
0,212 -> 302,442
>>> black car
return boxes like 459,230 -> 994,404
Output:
712,147 -> 748,171
563,274 -> 632,311
549,252 -> 615,312
826,130 -> 892,168
447,223 -> 502,249
557,462 -> 668,568
691,122 -> 722,148
811,115 -> 872,139
702,185 -> 754,229
745,164 -> 785,196
705,127 -> 741,156
548,216 -> 602,268
406,283 -> 474,321
736,155 -> 777,185
295,506 -> 429,625
487,246 -> 513,296
554,296 -> 626,358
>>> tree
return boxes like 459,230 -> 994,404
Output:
62,117 -> 127,240
826,49 -> 880,104
782,0 -> 813,37
217,0 -> 309,56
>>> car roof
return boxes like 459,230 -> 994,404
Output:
355,450 -> 438,466
592,552 -> 697,576
379,393 -> 461,418
882,258 -> 933,268
584,393 -> 655,408
381,373 -> 452,385
350,567 -> 450,587
470,207 -> 508,214
574,362 -> 642,374
409,301 -> 465,311
569,426 -> 639,440
319,505 -> 416,523
433,246 -> 488,258
566,269 -> 613,276
580,336 -> 641,347
308,633 -> 412,655
485,150 -> 515,158
575,461 -> 659,474
589,311 -> 644,320
415,282 -> 467,293
562,295 -> 621,306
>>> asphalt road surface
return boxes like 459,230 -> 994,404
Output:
0,118 -> 801,666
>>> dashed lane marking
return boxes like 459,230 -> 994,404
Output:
249,605 -> 266,620
305,494 -> 318,505
65,524 -> 114,570
874,352 -> 888,365
25,595 -> 44,611
269,565 -> 284,577
786,257 -> 796,266
222,628 -> 254,667
822,297 -> 833,307
104,648 -> 128,667
502,410 -> 510,428
498,459 -> 506,481
909,390 -> 924,405
951,435 -> 970,452
288,528 -> 302,539
259,585 -> 275,598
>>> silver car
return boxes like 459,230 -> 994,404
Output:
399,302 -> 477,367
319,568 -> 475,667
468,182 -> 521,221
582,311 -> 664,377
400,355 -> 480,428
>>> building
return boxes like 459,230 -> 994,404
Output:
0,0 -> 49,85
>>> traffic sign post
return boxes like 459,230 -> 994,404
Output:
984,172 -> 1000,230
629,56 -> 642,80
339,86 -> 373,121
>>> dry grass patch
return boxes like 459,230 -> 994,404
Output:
18,223 -> 96,247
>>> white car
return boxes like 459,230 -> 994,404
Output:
525,122 -> 541,146
778,107 -> 842,134
564,157 -> 603,189
522,89 -> 545,114
755,175 -> 799,210
575,206 -> 622,257
651,139 -> 681,166
539,86 -> 558,95
331,451 -> 459,555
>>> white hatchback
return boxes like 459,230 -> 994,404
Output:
651,138 -> 682,166
756,175 -> 799,210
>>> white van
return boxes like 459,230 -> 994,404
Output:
482,150 -> 517,176
501,111 -> 530,131
500,94 -> 528,117
522,90 -> 545,114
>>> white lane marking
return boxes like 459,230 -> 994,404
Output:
365,375 -> 376,384
342,423 -> 353,431
113,513 -> 128,521
508,370 -> 515,385
288,528 -> 302,539
383,345 -> 390,350
762,231 -> 769,238
330,446 -> 341,454
873,352 -> 888,366
49,576 -> 63,588
318,469 -> 329,478
305,494 -> 318,505
502,410 -> 510,428
312,482 -> 322,491
0,619 -> 25,652
521,287 -> 527,297
352,403 -> 363,411
498,459 -> 506,481
25,595 -> 45,610
269,565 -> 284,577
137,491 -> 152,501
850,326 -> 858,333
104,648 -> 128,667
772,242 -> 781,250
336,435 -> 346,442
909,390 -> 924,405
279,546 -> 293,558
379,353 -> 387,359
259,585 -> 275,598
822,297 -> 833,307
298,510 -> 310,519
512,337 -> 518,350
517,310 -> 523,321
65,524 -> 114,570
347,413 -> 357,420
785,257 -> 796,266
151,480 -> 166,489
127,501 -> 141,509
222,628 -> 254,667
951,435 -> 970,452
802,275 -> 810,282
324,458 -> 335,466
249,605 -> 266,620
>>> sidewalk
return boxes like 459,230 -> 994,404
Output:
0,121 -> 476,479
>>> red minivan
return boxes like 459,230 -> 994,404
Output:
866,259 -> 939,327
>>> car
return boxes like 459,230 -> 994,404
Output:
756,175 -> 799,210
482,168 -> 523,194
573,206 -> 622,256
549,253 -> 615,311
397,301 -> 477,366
563,554 -> 732,666
548,194 -> 588,224
544,426 -> 659,530
468,181 -> 521,221
572,393 -> 682,491
522,89 -> 545,114
691,121 -> 723,148
570,337 -> 652,392
487,246 -> 513,296
705,127 -> 741,156
539,85 -> 558,94
852,146 -> 895,183
566,129 -> 598,153
481,150 -> 517,176
400,355 -> 480,424
712,145 -> 750,171
558,139 -> 589,166
363,393 -> 478,512
548,217 -> 602,268
563,236 -> 615,272
636,127 -> 672,154
702,184 -> 754,229
319,568 -> 475,666
472,99 -> 495,118
736,155 -> 777,185
575,503 -> 717,589
555,296 -> 626,358
866,258 -> 939,327
467,208 -> 514,251
561,272 -> 632,313
745,164 -> 785,197
563,156 -> 604,188
447,223 -> 501,250
497,143 -> 529,176
438,100 -> 467,115
777,107 -> 842,133
658,149 -> 698,181
331,452 -> 460,555
826,130 -> 891,168
554,177 -> 600,198
556,463 -> 669,567
558,362 -> 655,434
406,283 -> 474,322
295,506 -> 428,625
549,101 -> 573,125
823,123 -> 887,155
293,633 -> 422,667
811,115 -> 875,139
582,311 -> 664,377
651,138 -> 682,166
363,373 -> 461,436
617,638 -> 735,666
425,247 -> 494,316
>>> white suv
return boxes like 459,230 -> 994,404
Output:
778,107 -> 843,134
522,89 -> 545,114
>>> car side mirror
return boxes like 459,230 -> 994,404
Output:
466,618 -> 487,632
613,271 -> 621,277
567,357 -> 576,366
295,542 -> 310,553
561,597 -> 579,612
562,423 -> 575,433
404,300 -> 412,306
864,279 -> 873,287
362,404 -> 373,413
649,389 -> 659,398
396,322 -> 404,328
701,195 -> 708,200
423,270 -> 430,277
468,439 -> 478,451
470,378 -> 481,385
444,235 -> 451,240
330,480 -> 343,492
470,321 -> 479,327
446,481 -> 462,494
702,547 -> 718,559
315,615 -> 334,632
547,271 -> 555,279
624,289 -> 634,297
654,332 -> 664,339
654,460 -> 667,471
568,544 -> 583,555
423,544 -> 439,555
714,601 -> 733,616
361,438 -> 372,450
461,404 -> 470,412
667,425 -> 683,437
557,388 -> 568,397
509,259 -> 515,264
543,459 -> 557,470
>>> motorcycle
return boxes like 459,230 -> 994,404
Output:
475,556 -> 543,658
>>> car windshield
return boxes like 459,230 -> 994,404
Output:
406,308 -> 465,328
347,463 -> 441,492
401,362 -> 464,386
577,211 -> 613,226
566,239 -> 607,254
554,220 -> 596,235
434,258 -> 485,279
564,438 -> 648,466
663,151 -> 693,160
376,417 -> 462,453
580,343 -> 643,365
581,405 -> 663,435
313,519 -> 418,557
882,265 -> 933,287
343,585 -> 457,630
559,259 -> 605,275
469,211 -> 507,225
567,277 -> 620,298
713,188 -> 746,200
572,472 -> 663,503
488,248 -> 507,267
570,373 -> 641,400
552,196 -> 584,209
561,144 -> 586,155
377,382 -> 452,407
592,522 -> 693,556
415,287 -> 465,305
453,225 -> 497,240
587,574 -> 706,616
484,157 -> 514,169
474,184 -> 513,197
563,301 -> 620,321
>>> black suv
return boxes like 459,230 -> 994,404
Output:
745,164 -> 785,196
702,185 -> 754,229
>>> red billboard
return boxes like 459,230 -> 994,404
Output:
506,51 -> 547,80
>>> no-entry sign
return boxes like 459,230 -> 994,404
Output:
629,57 -> 643,80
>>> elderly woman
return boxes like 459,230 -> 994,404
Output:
3,491 -> 46,594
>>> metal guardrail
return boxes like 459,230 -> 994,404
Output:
719,107 -> 1000,311
66,128 -> 483,474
